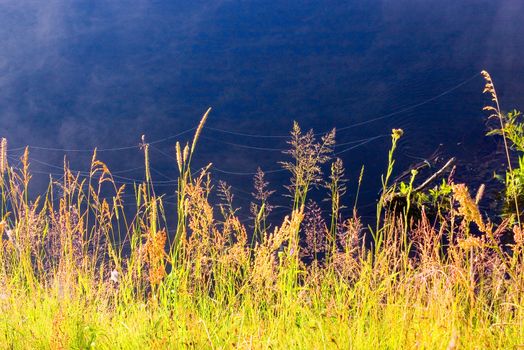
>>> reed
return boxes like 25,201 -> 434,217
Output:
482,70 -> 522,225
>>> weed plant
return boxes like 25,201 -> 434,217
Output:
0,73 -> 523,349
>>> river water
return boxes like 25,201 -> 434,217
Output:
0,0 -> 523,224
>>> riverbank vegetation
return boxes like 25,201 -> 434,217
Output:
0,71 -> 522,349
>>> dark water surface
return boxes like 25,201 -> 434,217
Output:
1,1 -> 523,224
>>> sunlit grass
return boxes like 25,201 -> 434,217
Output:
0,74 -> 523,349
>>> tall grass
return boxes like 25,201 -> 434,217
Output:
0,77 -> 523,349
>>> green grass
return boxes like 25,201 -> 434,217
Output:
0,74 -> 523,349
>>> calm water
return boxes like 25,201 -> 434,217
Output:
1,1 -> 523,222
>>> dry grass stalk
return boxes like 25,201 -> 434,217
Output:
141,198 -> 167,287
251,208 -> 303,291
302,200 -> 327,261
452,183 -> 486,232
50,308 -> 68,350
185,171 -> 214,248
145,228 -> 167,287
0,137 -> 7,175
281,122 -> 335,209
514,225 -> 524,246
482,69 -> 521,224
410,208 -> 441,266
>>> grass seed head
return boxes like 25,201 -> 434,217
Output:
452,183 -> 485,231
190,107 -> 211,156
176,141 -> 183,173
0,138 -> 7,175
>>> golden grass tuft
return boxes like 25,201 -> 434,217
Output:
452,183 -> 486,231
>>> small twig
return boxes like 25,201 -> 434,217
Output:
413,157 -> 456,193
384,157 -> 456,204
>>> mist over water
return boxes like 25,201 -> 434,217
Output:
0,0 -> 523,222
